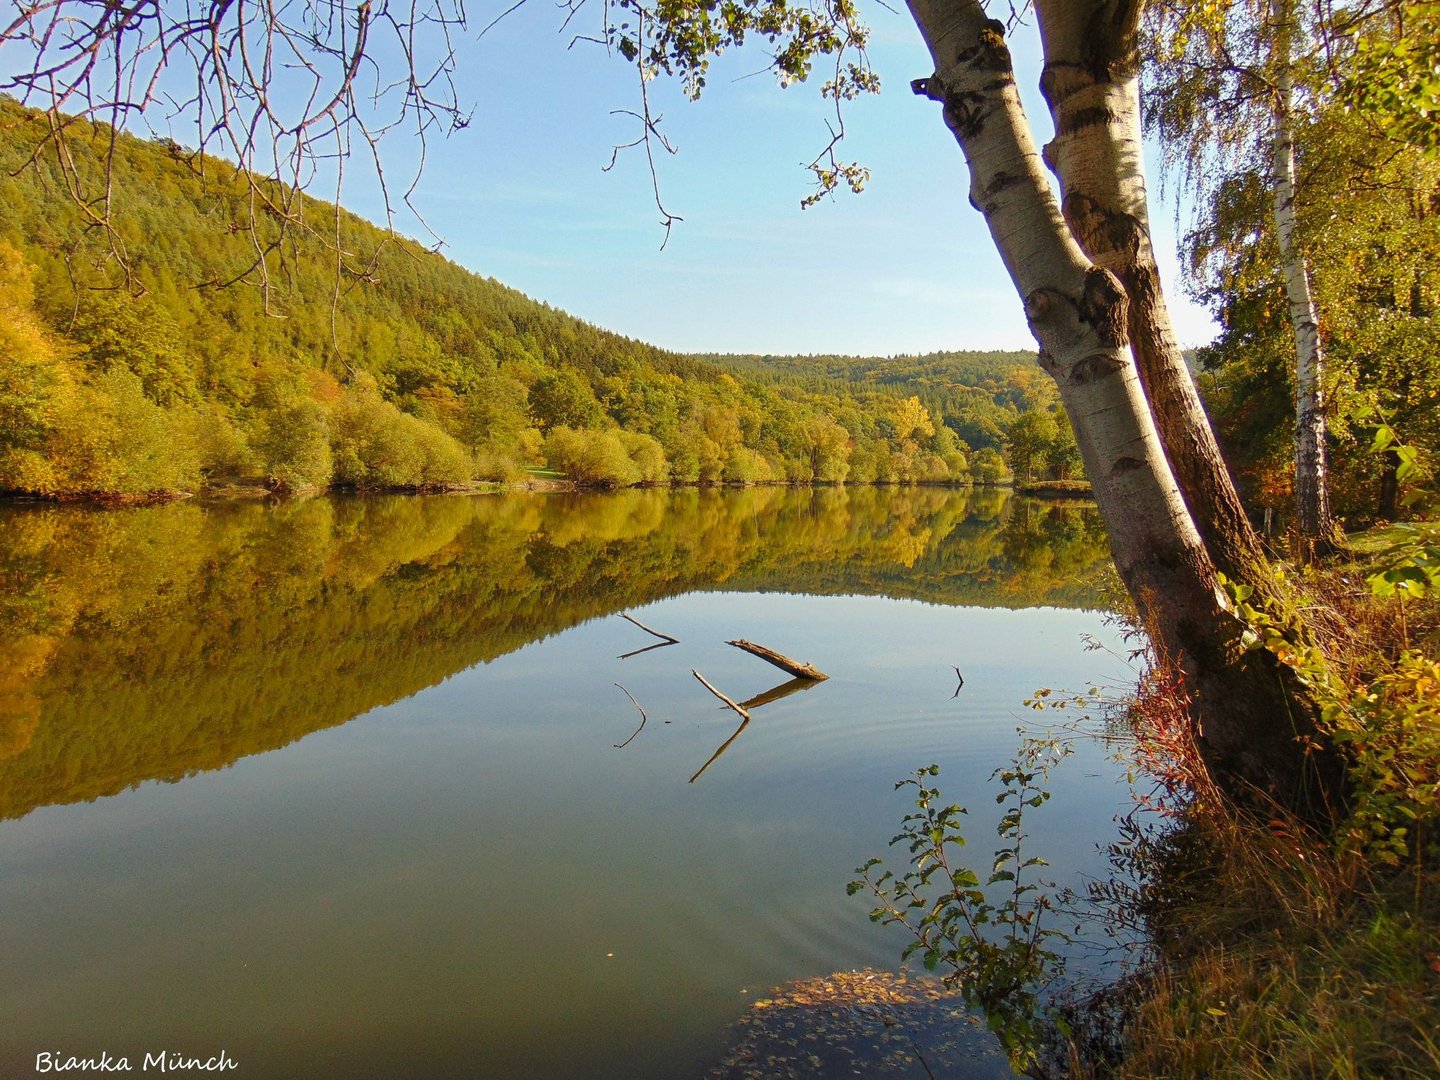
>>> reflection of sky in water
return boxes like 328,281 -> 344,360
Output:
0,491 -> 1133,1078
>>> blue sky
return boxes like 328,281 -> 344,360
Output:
342,3 -> 1217,358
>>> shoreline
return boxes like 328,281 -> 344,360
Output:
0,477 -> 1042,509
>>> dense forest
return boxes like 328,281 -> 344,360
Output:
0,98 -> 989,498
707,350 -> 1085,485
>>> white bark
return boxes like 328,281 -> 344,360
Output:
901,0 -> 1341,807
902,0 -> 1205,612
1033,0 -> 1271,584
1270,0 -> 1333,544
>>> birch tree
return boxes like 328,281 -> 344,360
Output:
1144,0 -> 1339,550
903,0 -> 1337,809
1269,0 -> 1334,549
1031,0 -> 1273,591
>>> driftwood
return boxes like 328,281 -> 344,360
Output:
688,670 -> 754,783
617,613 -> 679,659
687,672 -> 824,783
725,639 -> 828,681
951,666 -> 965,699
621,613 -> 678,643
611,683 -> 649,749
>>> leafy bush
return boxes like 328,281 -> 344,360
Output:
850,743 -> 1074,1075
330,384 -> 472,488
254,399 -> 333,491
543,426 -> 642,487
45,370 -> 202,494
618,431 -> 668,483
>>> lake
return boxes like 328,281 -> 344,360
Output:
0,487 -> 1138,1078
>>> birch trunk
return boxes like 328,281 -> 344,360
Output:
1031,0 -> 1274,592
1270,0 -> 1335,551
903,0 -> 1338,810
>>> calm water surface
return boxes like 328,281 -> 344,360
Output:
0,487 -> 1135,1079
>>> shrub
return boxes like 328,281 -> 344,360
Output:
543,426 -> 642,487
45,370 -> 202,494
254,399 -> 333,490
619,431 -> 668,483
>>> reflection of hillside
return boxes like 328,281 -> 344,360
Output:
0,488 -> 1113,820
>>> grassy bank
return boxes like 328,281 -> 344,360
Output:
1100,531 -> 1440,1079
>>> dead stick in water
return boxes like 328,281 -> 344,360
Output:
692,670 -> 752,720
620,612 -> 678,644
612,683 -> 649,749
725,639 -> 828,681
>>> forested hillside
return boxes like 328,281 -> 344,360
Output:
0,98 -> 973,497
707,349 -> 1085,485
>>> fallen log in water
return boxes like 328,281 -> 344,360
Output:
725,639 -> 828,681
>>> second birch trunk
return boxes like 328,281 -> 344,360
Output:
1270,0 -> 1335,551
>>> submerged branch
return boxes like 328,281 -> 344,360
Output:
692,670 -> 752,721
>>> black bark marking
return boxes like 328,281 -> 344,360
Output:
983,171 -> 1022,199
942,91 -> 988,140
957,19 -> 1013,74
1061,192 -> 1149,266
1078,267 -> 1129,347
1068,352 -> 1125,385
1081,0 -> 1143,81
1111,455 -> 1145,474
1057,105 -> 1115,135
1023,287 -> 1066,326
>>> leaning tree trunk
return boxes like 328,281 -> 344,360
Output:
1270,0 -> 1335,554
903,0 -> 1341,812
1031,0 -> 1277,599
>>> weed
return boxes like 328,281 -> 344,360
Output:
849,739 -> 1074,1077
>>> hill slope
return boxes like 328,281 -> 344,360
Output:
0,98 -> 970,497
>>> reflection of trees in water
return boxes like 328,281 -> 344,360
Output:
0,488 -> 1113,819
999,498 -> 1115,600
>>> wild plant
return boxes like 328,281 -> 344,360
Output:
848,738 -> 1074,1077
